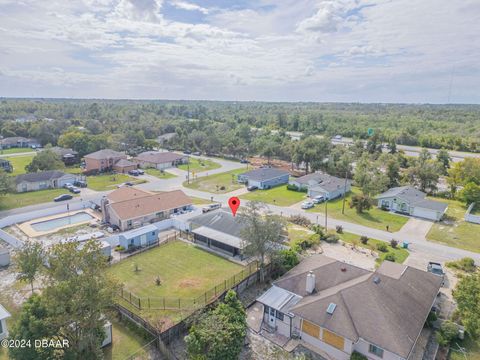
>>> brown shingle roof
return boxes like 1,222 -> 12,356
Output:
109,190 -> 192,220
113,158 -> 137,168
135,151 -> 185,164
107,187 -> 152,203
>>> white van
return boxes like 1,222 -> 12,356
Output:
202,203 -> 221,213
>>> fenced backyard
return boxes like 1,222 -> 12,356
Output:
118,261 -> 258,310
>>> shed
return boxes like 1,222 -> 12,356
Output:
0,303 -> 11,340
118,224 -> 159,249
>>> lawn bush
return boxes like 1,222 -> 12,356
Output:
376,243 -> 388,252
115,245 -> 125,252
289,215 -> 312,227
446,257 -> 477,272
360,236 -> 369,244
390,239 -> 398,248
310,224 -> 324,237
274,249 -> 300,272
425,311 -> 438,328
384,253 -> 396,262
323,233 -> 339,243
287,184 -> 299,191
336,225 -> 343,234
436,320 -> 458,346
293,234 -> 321,252
350,351 -> 368,360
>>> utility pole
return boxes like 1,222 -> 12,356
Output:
342,169 -> 349,215
187,156 -> 190,184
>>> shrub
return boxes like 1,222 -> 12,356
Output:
115,245 -> 125,252
376,243 -> 388,252
384,253 -> 396,262
435,321 -> 458,346
323,233 -> 339,243
446,257 -> 476,272
335,225 -> 343,234
390,239 -> 398,248
292,234 -> 321,252
425,311 -> 438,328
219,185 -> 226,190
286,183 -> 299,191
360,236 -> 369,244
289,215 -> 312,227
275,249 -> 300,272
310,224 -> 324,237
350,351 -> 368,360
349,194 -> 372,213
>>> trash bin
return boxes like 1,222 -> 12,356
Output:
402,241 -> 409,249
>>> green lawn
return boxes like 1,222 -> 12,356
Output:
3,154 -> 35,176
241,185 -> 307,207
427,198 -> 480,253
0,189 -> 78,211
306,187 -> 409,232
108,241 -> 243,298
449,334 -> 480,360
337,231 -> 409,264
183,168 -> 246,194
0,147 -> 34,155
145,168 -> 176,179
87,174 -> 146,191
178,158 -> 221,173
64,166 -> 82,174
190,196 -> 214,205
103,318 -> 153,360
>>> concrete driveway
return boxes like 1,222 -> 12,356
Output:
394,217 -> 434,242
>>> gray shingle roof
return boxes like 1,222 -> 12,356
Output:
239,168 -> 289,182
377,186 -> 448,212
189,209 -> 246,238
84,149 -> 125,160
15,170 -> 70,184
135,151 -> 185,164
268,254 -> 442,359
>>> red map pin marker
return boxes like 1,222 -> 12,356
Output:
228,197 -> 240,217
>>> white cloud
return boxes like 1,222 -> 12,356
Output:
0,0 -> 479,102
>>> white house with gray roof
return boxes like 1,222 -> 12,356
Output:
238,168 -> 290,189
290,171 -> 351,200
256,254 -> 442,360
15,170 -> 78,193
376,186 -> 448,221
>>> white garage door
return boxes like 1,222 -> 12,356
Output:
412,207 -> 436,220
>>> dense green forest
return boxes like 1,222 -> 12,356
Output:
1,98 -> 480,153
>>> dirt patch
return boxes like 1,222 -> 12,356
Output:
178,278 -> 202,288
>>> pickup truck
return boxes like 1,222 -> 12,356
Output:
202,203 -> 221,213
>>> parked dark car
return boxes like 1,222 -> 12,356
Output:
247,185 -> 258,191
240,159 -> 249,164
74,180 -> 88,188
128,169 -> 140,176
427,262 -> 445,286
183,150 -> 192,155
54,194 -> 73,202
124,182 -> 134,187
69,187 -> 81,194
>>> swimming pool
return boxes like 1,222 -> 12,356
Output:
31,212 -> 94,232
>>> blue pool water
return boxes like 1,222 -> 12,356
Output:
31,212 -> 94,232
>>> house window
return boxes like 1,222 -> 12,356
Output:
369,344 -> 384,358
275,311 -> 284,321
264,305 -> 269,314
0,320 -> 3,334
127,220 -> 132,227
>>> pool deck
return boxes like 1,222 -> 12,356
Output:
17,209 -> 101,237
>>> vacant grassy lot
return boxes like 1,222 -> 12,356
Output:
145,168 -> 176,179
241,186 -> 307,206
108,241 -> 243,299
3,154 -> 35,176
183,168 -> 245,193
0,147 -> 34,155
0,189 -> 78,211
103,318 -> 153,360
178,158 -> 221,173
427,198 -> 480,253
87,174 -> 146,191
306,187 -> 408,232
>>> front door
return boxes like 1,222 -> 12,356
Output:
268,307 -> 276,327
140,234 -> 147,247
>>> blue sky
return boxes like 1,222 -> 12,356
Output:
0,0 -> 479,103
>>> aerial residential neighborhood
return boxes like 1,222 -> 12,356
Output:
1,1 -> 480,360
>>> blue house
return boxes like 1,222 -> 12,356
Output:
118,224 -> 159,249
238,168 -> 290,189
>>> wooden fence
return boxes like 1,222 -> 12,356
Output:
118,261 -> 259,310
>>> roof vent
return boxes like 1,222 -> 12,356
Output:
373,276 -> 381,284
340,266 -> 347,272
326,303 -> 336,315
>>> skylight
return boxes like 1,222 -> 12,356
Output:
326,303 -> 336,315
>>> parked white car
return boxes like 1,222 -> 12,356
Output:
312,195 -> 326,204
301,201 -> 314,209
